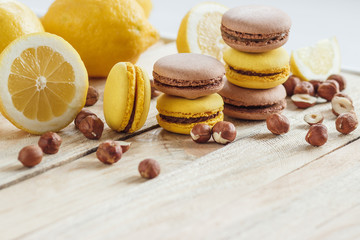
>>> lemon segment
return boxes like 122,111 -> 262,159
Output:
0,33 -> 88,134
290,37 -> 340,81
177,2 -> 228,61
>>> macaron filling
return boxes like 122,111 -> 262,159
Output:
159,112 -> 220,124
221,25 -> 289,46
228,66 -> 282,77
153,72 -> 223,89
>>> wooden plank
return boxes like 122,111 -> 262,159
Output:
0,71 -> 359,238
0,41 -> 178,189
5,127 -> 359,240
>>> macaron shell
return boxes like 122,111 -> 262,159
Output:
224,99 -> 286,120
154,78 -> 225,99
223,47 -> 289,72
153,53 -> 225,81
157,112 -> 224,135
219,80 -> 286,107
156,93 -> 224,118
103,62 -> 136,132
221,5 -> 291,34
129,66 -> 151,133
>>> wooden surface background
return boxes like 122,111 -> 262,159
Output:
1,41 -> 360,240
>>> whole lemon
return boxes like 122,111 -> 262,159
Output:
0,0 -> 44,53
136,0 -> 152,18
42,0 -> 159,77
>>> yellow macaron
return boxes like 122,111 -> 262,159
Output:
156,93 -> 224,134
223,47 -> 290,89
103,62 -> 151,133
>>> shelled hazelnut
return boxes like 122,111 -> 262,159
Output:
331,95 -> 354,116
190,124 -> 212,143
212,121 -> 236,144
283,75 -> 301,96
96,140 -> 123,164
38,132 -> 62,154
291,94 -> 317,109
305,124 -> 328,147
138,158 -> 160,179
317,80 -> 339,101
327,74 -> 346,91
85,86 -> 99,106
18,145 -> 43,167
78,115 -> 104,140
293,81 -> 315,96
74,109 -> 96,128
266,113 -> 290,135
118,141 -> 131,153
304,113 -> 324,126
335,112 -> 358,135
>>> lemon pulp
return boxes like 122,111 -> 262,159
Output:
8,46 -> 75,122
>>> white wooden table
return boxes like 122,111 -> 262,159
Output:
1,41 -> 360,239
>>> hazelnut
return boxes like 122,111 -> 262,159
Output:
18,145 -> 43,167
283,75 -> 301,96
74,109 -> 96,128
334,93 -> 353,103
317,80 -> 339,101
293,81 -> 315,96
150,79 -> 161,99
327,74 -> 346,91
85,86 -> 99,106
138,159 -> 160,179
78,115 -> 104,140
38,132 -> 62,154
96,140 -> 123,164
190,124 -> 212,143
331,95 -> 354,116
335,112 -> 358,135
291,94 -> 317,109
117,141 -> 131,153
309,80 -> 322,94
305,124 -> 328,147
266,113 -> 290,135
304,113 -> 324,126
212,121 -> 236,144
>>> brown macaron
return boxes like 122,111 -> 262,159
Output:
221,5 -> 291,53
153,53 -> 225,99
219,78 -> 287,120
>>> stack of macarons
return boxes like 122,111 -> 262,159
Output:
153,53 -> 225,134
218,5 -> 291,120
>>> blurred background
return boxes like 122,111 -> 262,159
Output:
19,0 -> 360,72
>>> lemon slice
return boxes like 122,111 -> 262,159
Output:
176,2 -> 228,61
0,33 -> 88,134
290,37 -> 341,81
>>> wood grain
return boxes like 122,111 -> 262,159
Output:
1,41 -> 360,239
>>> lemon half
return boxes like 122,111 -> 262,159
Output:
0,33 -> 88,134
177,2 -> 228,61
290,37 -> 341,81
